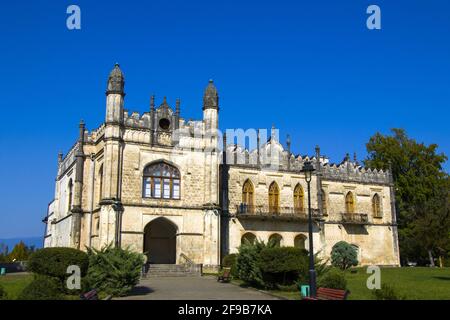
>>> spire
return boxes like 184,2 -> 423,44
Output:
106,63 -> 125,96
203,79 -> 219,110
176,98 -> 181,115
286,134 -> 291,170
150,95 -> 155,112
79,119 -> 85,142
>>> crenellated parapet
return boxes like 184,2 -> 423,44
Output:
321,160 -> 390,185
58,143 -> 77,177
223,135 -> 391,185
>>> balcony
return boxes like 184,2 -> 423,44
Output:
340,212 -> 369,225
236,204 -> 320,222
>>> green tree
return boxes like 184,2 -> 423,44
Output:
8,241 -> 30,261
86,244 -> 145,297
365,128 -> 449,266
331,241 -> 358,270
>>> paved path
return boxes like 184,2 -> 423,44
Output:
118,276 -> 280,300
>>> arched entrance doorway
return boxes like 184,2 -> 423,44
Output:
143,218 -> 177,264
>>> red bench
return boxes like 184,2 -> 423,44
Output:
303,287 -> 350,300
217,268 -> 232,283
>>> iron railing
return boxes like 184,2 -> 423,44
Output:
340,212 -> 369,224
236,204 -> 319,220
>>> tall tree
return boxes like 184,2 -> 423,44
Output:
364,128 -> 449,266
8,241 -> 32,262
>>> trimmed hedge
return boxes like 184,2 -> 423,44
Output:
317,268 -> 347,290
27,247 -> 89,282
259,247 -> 308,288
17,275 -> 64,300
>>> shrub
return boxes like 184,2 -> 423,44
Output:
86,245 -> 145,297
17,275 -> 64,300
372,283 -> 405,300
317,268 -> 347,290
0,284 -> 6,300
259,247 -> 308,288
27,247 -> 89,283
331,241 -> 358,270
236,240 -> 269,287
222,254 -> 238,278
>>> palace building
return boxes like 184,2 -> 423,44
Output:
43,64 -> 400,272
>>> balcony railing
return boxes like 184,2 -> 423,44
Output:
236,204 -> 320,221
340,212 -> 369,225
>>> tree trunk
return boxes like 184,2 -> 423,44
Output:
428,250 -> 435,267
438,256 -> 444,268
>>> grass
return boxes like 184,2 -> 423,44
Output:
0,273 -> 82,300
345,267 -> 450,300
231,267 -> 450,300
0,273 -> 33,299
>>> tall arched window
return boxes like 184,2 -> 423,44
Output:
98,164 -> 104,204
345,191 -> 355,213
143,162 -> 180,199
294,234 -> 307,249
269,233 -> 282,247
241,232 -> 256,245
67,179 -> 73,212
268,182 -> 280,214
293,184 -> 304,213
321,189 -> 327,215
242,179 -> 254,213
372,193 -> 381,217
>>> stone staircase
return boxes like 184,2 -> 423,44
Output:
145,264 -> 202,277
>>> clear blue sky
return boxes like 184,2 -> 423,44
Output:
0,0 -> 449,238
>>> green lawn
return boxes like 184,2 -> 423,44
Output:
234,267 -> 450,300
0,273 -> 33,299
345,267 -> 450,300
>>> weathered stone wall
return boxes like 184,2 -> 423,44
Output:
226,166 -> 399,266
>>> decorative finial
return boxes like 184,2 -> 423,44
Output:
353,152 -> 357,162
203,80 -> 219,110
79,119 -> 85,128
58,151 -> 63,163
286,134 -> 291,145
150,95 -> 155,110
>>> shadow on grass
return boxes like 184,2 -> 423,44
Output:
433,276 -> 450,281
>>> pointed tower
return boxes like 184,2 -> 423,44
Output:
105,63 -> 125,124
203,79 -> 219,131
101,63 -> 125,247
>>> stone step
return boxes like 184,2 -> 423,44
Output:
145,264 -> 201,277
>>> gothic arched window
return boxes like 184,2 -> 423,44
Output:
372,193 -> 382,218
345,191 -> 355,213
143,162 -> 180,199
98,164 -> 104,204
293,184 -> 304,213
242,179 -> 254,213
67,179 -> 73,212
321,189 -> 327,215
268,182 -> 280,214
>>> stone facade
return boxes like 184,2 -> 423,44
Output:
44,64 -> 400,269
